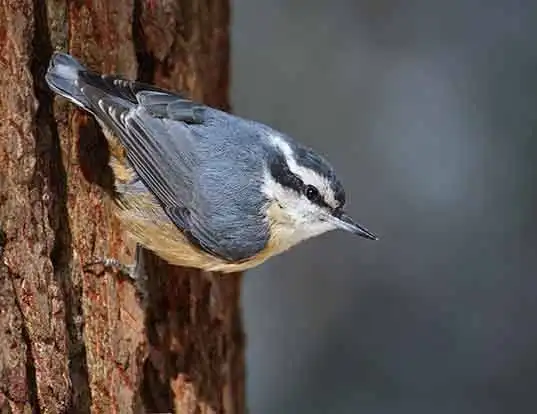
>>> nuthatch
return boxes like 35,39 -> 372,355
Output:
45,52 -> 377,274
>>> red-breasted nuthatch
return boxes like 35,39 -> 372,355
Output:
45,52 -> 377,274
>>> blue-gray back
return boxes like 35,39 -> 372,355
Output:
123,105 -> 274,262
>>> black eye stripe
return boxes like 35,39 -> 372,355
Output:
269,153 -> 335,211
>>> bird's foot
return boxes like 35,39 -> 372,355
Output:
83,257 -> 137,282
83,245 -> 148,305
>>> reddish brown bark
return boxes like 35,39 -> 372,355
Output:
0,0 -> 244,413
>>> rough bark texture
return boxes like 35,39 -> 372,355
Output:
0,0 -> 244,413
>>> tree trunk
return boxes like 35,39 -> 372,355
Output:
0,1 -> 244,413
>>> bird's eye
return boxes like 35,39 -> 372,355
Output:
305,185 -> 320,202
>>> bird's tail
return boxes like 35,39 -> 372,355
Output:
45,52 -> 92,109
45,52 -> 176,113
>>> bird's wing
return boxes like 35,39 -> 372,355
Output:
79,82 -> 266,262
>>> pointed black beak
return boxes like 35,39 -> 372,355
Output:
332,211 -> 378,240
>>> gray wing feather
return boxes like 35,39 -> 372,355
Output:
124,109 -> 196,208
136,91 -> 205,123
122,107 -> 264,261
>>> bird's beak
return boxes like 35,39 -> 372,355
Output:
331,211 -> 378,240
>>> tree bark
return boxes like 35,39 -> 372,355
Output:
0,1 -> 244,413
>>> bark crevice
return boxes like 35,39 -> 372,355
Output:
133,0 -> 156,84
7,268 -> 41,414
30,0 -> 92,411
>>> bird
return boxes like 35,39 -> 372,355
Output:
45,52 -> 377,275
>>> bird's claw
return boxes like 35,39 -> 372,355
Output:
83,256 -> 136,282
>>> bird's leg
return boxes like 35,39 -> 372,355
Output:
83,244 -> 149,304
83,256 -> 135,281
84,257 -> 134,279
83,244 -> 146,284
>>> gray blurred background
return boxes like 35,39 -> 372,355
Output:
231,0 -> 537,413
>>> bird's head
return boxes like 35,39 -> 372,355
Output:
262,134 -> 377,250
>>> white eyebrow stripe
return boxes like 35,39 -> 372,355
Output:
269,134 -> 337,208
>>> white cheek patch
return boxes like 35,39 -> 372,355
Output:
262,172 -> 332,223
262,173 -> 308,221
262,172 -> 337,245
269,134 -> 338,209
